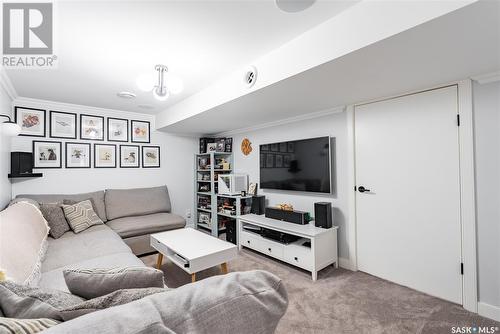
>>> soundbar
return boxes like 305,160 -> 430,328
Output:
265,207 -> 310,225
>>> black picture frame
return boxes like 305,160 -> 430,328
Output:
131,120 -> 150,143
80,114 -> 105,141
15,106 -> 46,137
32,140 -> 62,168
107,117 -> 129,142
119,145 -> 140,168
142,146 -> 161,168
94,144 -> 116,168
65,142 -> 91,168
49,110 -> 77,139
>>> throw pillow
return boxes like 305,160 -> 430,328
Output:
59,287 -> 166,321
62,198 -> 99,217
39,203 -> 70,239
62,200 -> 103,233
63,267 -> 165,299
0,281 -> 84,321
0,317 -> 60,333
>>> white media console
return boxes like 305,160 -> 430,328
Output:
238,214 -> 338,281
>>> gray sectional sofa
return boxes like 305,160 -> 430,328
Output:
17,185 -> 186,256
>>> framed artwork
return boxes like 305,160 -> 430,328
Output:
80,114 -> 104,140
120,145 -> 140,168
215,138 -> 225,152
207,143 -> 217,152
279,142 -> 287,153
275,154 -> 283,168
131,120 -> 150,143
94,144 -> 116,168
50,111 -> 76,139
15,106 -> 46,137
142,146 -> 160,168
266,154 -> 274,168
107,117 -> 128,142
270,143 -> 279,152
32,141 -> 62,168
65,142 -> 91,168
284,155 -> 291,168
248,183 -> 258,196
224,138 -> 233,152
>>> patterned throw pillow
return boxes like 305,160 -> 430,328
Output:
0,318 -> 60,333
39,203 -> 70,239
62,200 -> 103,233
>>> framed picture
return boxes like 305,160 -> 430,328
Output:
266,154 -> 274,168
248,183 -> 258,196
131,120 -> 150,143
50,111 -> 76,139
261,144 -> 269,152
275,154 -> 283,168
215,138 -> 225,152
94,144 -> 116,168
65,142 -> 91,168
224,138 -> 233,152
32,141 -> 62,168
120,145 -> 140,168
279,142 -> 287,153
270,143 -> 279,152
207,143 -> 217,152
15,106 -> 46,137
107,117 -> 129,142
284,155 -> 291,168
80,114 -> 104,140
142,146 -> 160,168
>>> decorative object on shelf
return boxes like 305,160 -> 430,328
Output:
215,138 -> 225,152
0,114 -> 21,137
49,111 -> 76,139
241,191 -> 247,197
32,141 -> 62,168
277,203 -> 294,211
248,183 -> 258,196
199,137 -> 215,153
241,138 -> 252,156
15,106 -> 46,137
198,156 -> 209,169
11,152 -> 33,175
80,114 -> 104,140
207,143 -> 217,152
66,142 -> 91,168
94,144 -> 116,168
120,145 -> 140,168
107,117 -> 129,142
131,120 -> 150,143
198,212 -> 211,225
221,158 -> 230,170
225,138 -> 233,152
142,145 -> 160,168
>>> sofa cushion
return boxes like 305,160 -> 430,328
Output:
62,200 -> 104,233
0,202 -> 49,286
39,203 -> 70,239
105,186 -> 171,220
16,191 -> 107,222
106,213 -> 185,238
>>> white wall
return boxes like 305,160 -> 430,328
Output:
473,81 -> 500,314
0,86 -> 13,208
10,99 -> 197,225
228,112 -> 350,263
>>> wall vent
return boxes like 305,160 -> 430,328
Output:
244,66 -> 257,88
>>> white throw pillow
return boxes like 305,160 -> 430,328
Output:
62,200 -> 103,233
0,202 -> 49,286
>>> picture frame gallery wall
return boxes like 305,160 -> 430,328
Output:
14,106 -> 160,169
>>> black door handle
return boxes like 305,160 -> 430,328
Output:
358,186 -> 371,193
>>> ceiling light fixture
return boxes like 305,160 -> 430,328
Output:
0,114 -> 21,137
275,0 -> 316,13
153,64 -> 169,101
136,65 -> 183,101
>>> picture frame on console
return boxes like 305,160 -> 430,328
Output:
94,144 -> 116,168
142,146 -> 160,168
33,141 -> 62,168
120,145 -> 140,168
131,120 -> 150,143
50,111 -> 77,139
80,114 -> 104,141
15,106 -> 46,137
107,117 -> 129,142
65,142 -> 91,168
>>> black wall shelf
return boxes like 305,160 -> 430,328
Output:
8,173 -> 43,179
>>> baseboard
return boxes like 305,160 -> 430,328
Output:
339,257 -> 356,271
478,302 -> 500,322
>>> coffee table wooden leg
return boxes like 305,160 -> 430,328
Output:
221,262 -> 228,274
191,273 -> 196,283
156,253 -> 163,269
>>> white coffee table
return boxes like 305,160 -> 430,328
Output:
151,228 -> 238,282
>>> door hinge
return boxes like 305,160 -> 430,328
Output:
461,262 -> 464,275
457,114 -> 460,126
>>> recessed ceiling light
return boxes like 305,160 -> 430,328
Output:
275,0 -> 315,13
117,91 -> 136,99
138,104 -> 154,110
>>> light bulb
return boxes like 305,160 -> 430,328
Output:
1,121 -> 21,137
153,86 -> 170,101
166,74 -> 184,94
136,73 -> 155,92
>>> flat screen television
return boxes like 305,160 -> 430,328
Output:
260,136 -> 331,193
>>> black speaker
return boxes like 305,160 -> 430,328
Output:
251,195 -> 265,215
226,220 -> 237,245
314,202 -> 332,228
265,207 -> 309,225
11,152 -> 33,175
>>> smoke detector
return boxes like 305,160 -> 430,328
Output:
244,66 -> 258,88
117,91 -> 136,99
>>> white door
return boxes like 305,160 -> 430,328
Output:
355,85 -> 462,304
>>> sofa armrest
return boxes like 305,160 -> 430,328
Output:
44,270 -> 288,334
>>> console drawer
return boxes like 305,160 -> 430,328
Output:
260,238 -> 284,259
240,232 -> 264,252
284,244 -> 313,271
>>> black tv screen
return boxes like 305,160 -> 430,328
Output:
260,136 -> 331,193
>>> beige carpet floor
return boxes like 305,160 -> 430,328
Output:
142,249 -> 499,334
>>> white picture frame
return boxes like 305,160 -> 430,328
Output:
120,145 -> 140,168
33,141 -> 62,168
142,146 -> 160,168
50,111 -> 77,139
65,142 -> 91,168
94,144 -> 116,168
